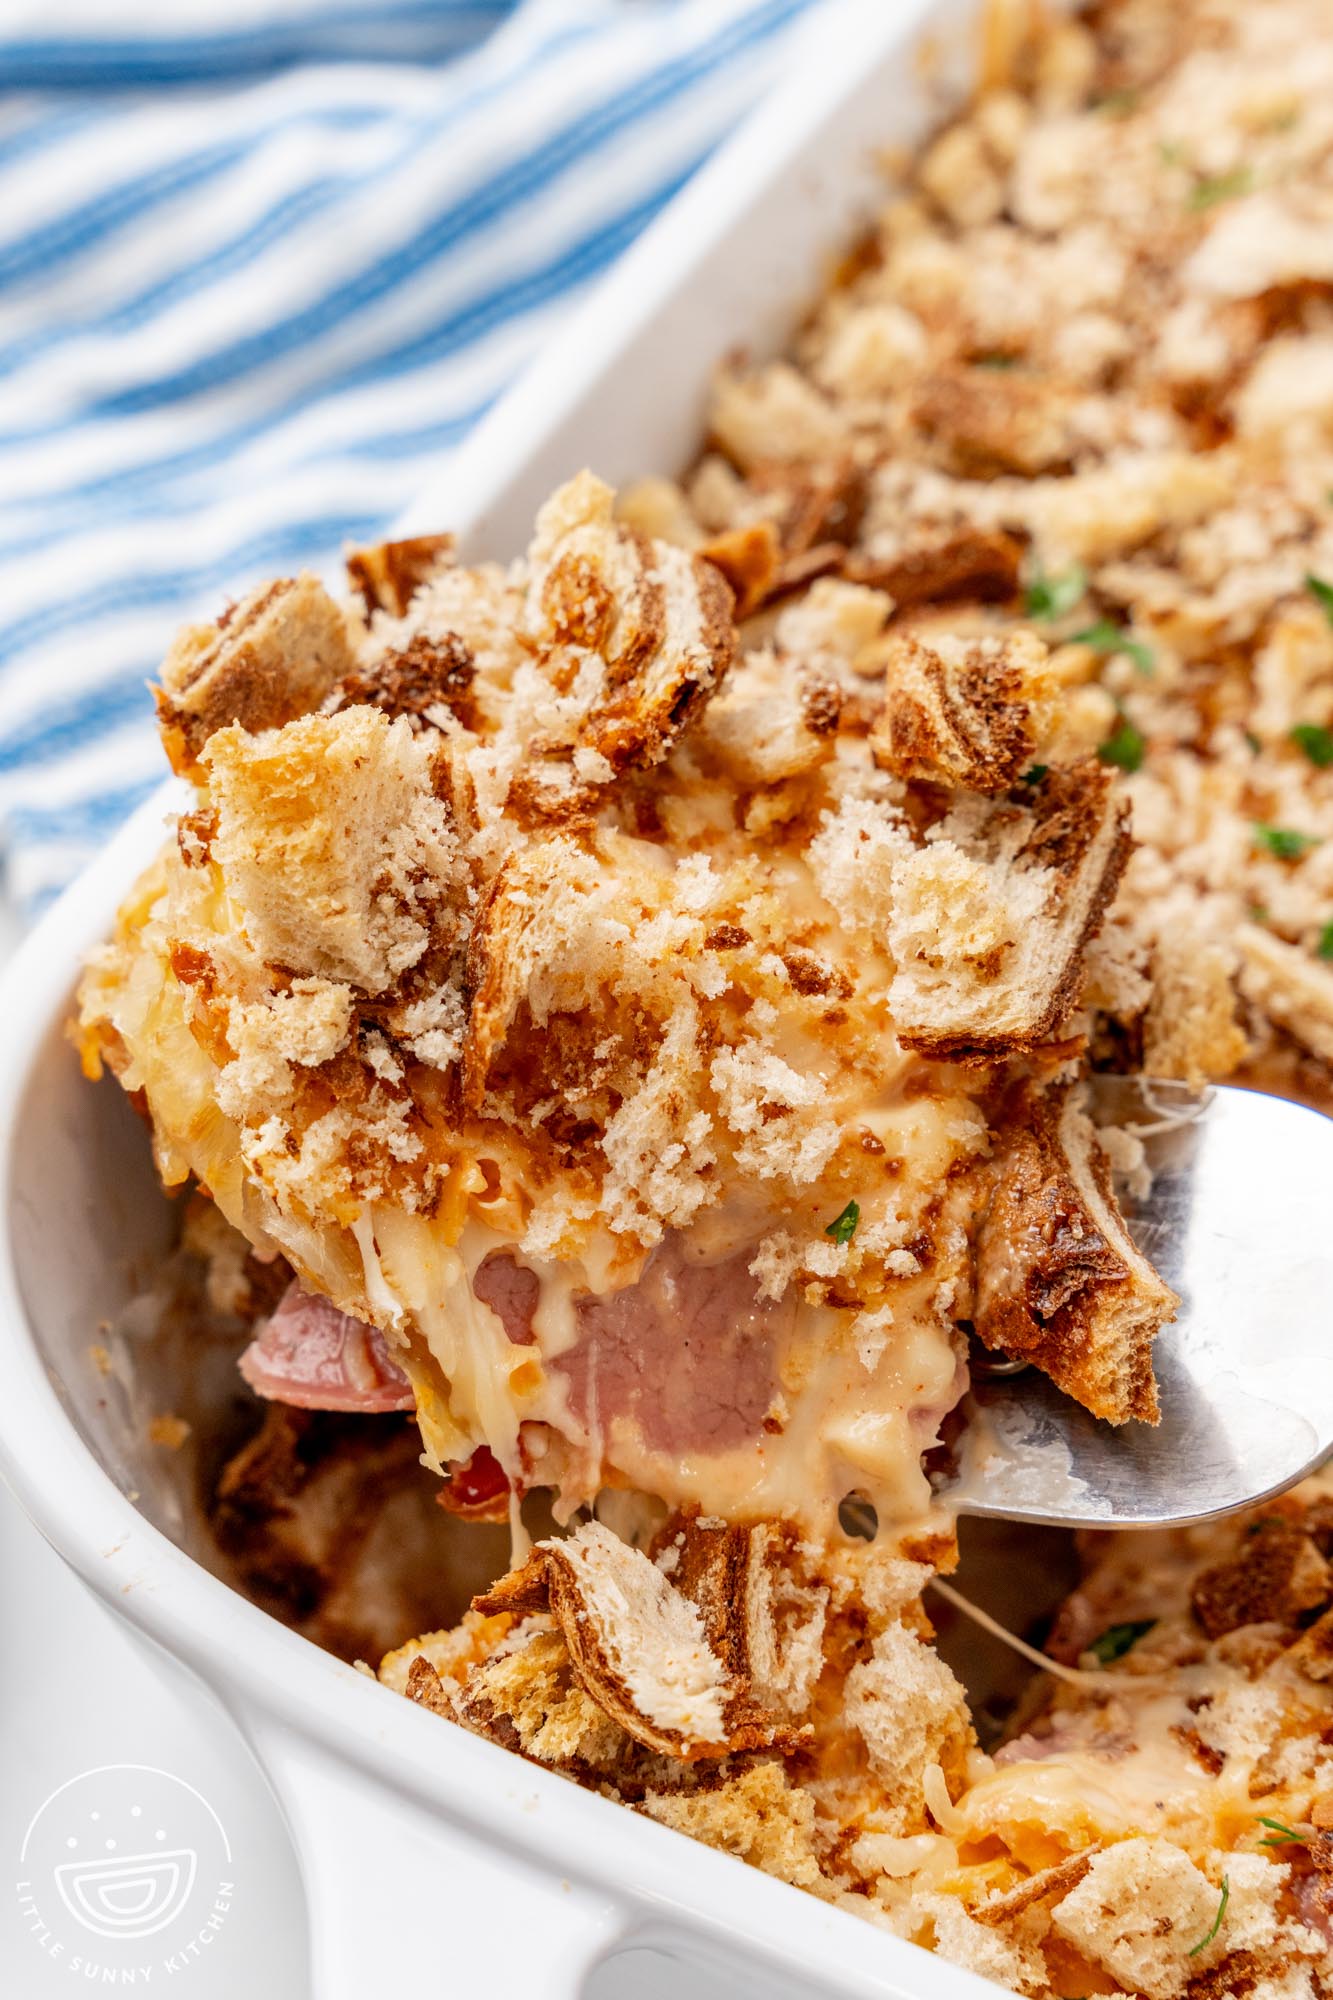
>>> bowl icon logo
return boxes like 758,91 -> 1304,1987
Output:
18,1763 -> 231,1953
54,1841 -> 197,1940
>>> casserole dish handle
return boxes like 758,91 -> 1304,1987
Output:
237,1705 -> 631,1996
236,1702 -> 980,1999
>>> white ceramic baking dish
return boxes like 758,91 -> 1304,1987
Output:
0,3 -> 1035,1993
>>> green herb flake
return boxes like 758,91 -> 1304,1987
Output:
1248,905 -> 1270,925
1253,822 -> 1322,860
825,1200 -> 860,1246
1089,1619 -> 1156,1666
1188,1877 -> 1230,1959
1244,729 -> 1262,754
1071,618 -> 1155,675
1189,167 -> 1253,212
1096,88 -> 1140,117
974,352 -> 1018,370
1098,719 -> 1146,774
1291,722 -> 1333,768
1158,139 -> 1188,167
1317,921 -> 1333,962
1255,1815 -> 1308,1849
1025,562 -> 1088,621
1307,574 -> 1333,625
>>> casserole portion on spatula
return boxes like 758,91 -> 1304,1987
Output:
76,472 -> 1175,1562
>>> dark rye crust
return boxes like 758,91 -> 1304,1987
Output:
345,533 -> 455,617
972,1083 -> 1172,1425
872,632 -> 1038,795
471,1519 -> 806,1762
331,630 -> 478,732
845,527 -> 1024,610
515,530 -> 737,807
154,574 -> 358,775
898,766 -> 1133,1063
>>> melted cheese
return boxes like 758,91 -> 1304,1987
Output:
292,1168 -> 972,1540
955,1687 -> 1229,1873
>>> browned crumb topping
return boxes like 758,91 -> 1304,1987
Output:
384,1473 -> 1333,2000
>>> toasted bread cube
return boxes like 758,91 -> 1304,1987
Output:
345,533 -> 454,617
889,762 -> 1130,1058
156,574 -> 358,776
974,1085 -> 1176,1423
204,707 -> 458,995
873,629 -> 1054,794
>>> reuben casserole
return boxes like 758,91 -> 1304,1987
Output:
75,0 -> 1333,1993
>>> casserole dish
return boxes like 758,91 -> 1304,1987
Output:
0,2 -> 1073,1994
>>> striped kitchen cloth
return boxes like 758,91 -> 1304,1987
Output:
0,0 -> 817,915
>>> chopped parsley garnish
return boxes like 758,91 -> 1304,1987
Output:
1096,88 -> 1140,117
1025,562 -> 1088,621
1020,765 -> 1049,786
1291,722 -> 1333,768
1318,920 -> 1333,962
1255,1815 -> 1308,1849
974,352 -> 1018,370
1248,905 -> 1270,925
1098,719 -> 1146,773
1253,822 -> 1322,860
1158,139 -> 1188,167
1089,1618 -> 1156,1666
1071,617 -> 1155,675
1308,574 -> 1333,625
1189,167 -> 1253,212
1188,1877 -> 1230,1958
825,1200 -> 860,1246
1244,729 -> 1262,754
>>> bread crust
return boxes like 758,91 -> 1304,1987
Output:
155,574 -> 359,776
345,533 -> 454,617
893,763 -> 1132,1061
872,629 -> 1051,795
973,1084 -> 1177,1423
471,1519 -> 810,1761
845,528 -> 1023,610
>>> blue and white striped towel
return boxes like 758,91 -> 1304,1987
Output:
0,0 -> 816,915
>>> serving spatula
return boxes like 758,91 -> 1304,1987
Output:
936,1079 -> 1333,1530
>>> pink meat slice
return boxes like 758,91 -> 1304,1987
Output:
555,1241 -> 786,1456
471,1252 -> 539,1345
467,1240 -> 784,1465
239,1282 -> 416,1414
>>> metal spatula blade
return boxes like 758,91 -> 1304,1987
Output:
937,1080 -> 1333,1530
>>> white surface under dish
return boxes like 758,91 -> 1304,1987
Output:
0,3 -> 1036,1994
